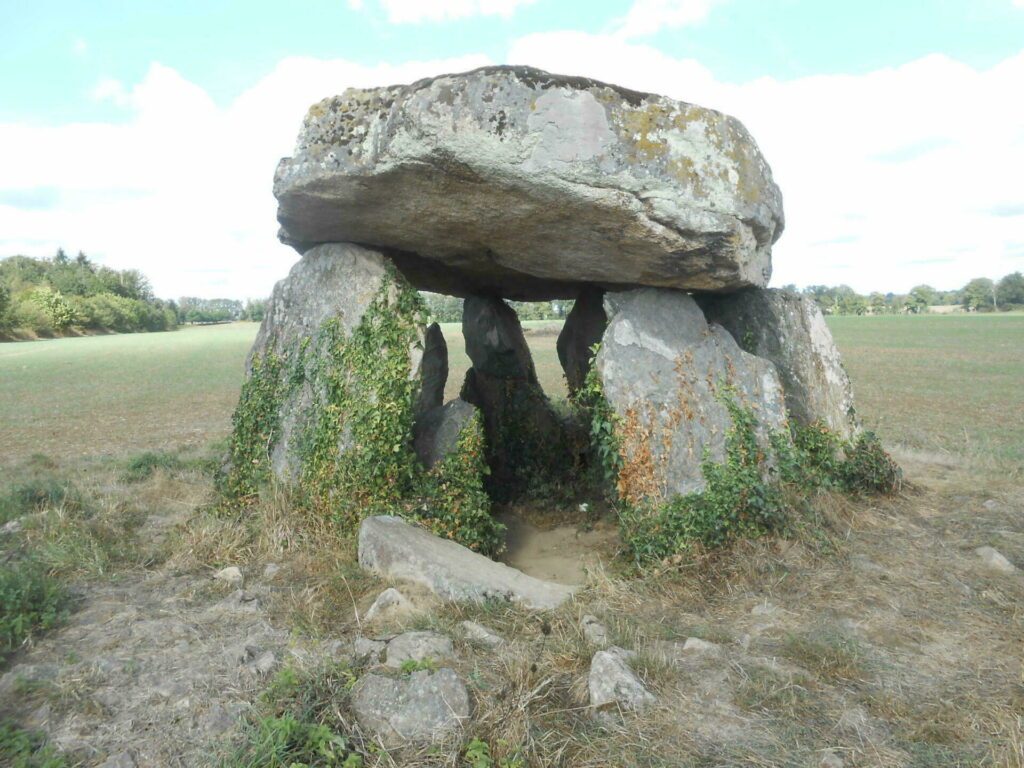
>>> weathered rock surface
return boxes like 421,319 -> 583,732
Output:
364,587 -> 412,622
589,647 -> 655,711
274,65 -> 784,300
558,287 -> 607,395
358,515 -> 575,609
351,668 -> 470,745
383,631 -> 455,668
460,295 -> 565,492
596,288 -> 788,501
976,546 -> 1016,574
700,288 -> 860,439
581,614 -> 611,648
414,398 -> 478,469
244,243 -> 441,482
458,620 -> 505,649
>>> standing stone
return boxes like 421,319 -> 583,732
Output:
700,288 -> 860,440
557,287 -> 607,396
588,647 -> 655,711
416,322 -> 448,418
596,288 -> 788,503
460,295 -> 564,494
226,242 -> 442,488
274,66 -> 784,300
414,398 -> 479,469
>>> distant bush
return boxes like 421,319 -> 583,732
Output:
0,721 -> 68,768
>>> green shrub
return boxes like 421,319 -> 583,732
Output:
225,662 -> 362,768
0,477 -> 83,525
839,431 -> 902,493
0,722 -> 67,768
619,393 -> 786,562
0,559 -> 68,653
121,450 -> 213,482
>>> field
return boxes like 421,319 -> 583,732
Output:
2,314 -> 1020,471
1,313 -> 1023,767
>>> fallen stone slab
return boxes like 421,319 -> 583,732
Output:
274,65 -> 784,300
358,515 -> 575,609
352,668 -> 470,746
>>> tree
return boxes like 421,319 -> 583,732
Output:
996,272 -> 1024,306
868,292 -> 887,315
962,278 -> 997,311
0,283 -> 10,328
906,285 -> 936,314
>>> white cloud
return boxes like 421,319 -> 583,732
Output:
374,0 -> 535,23
0,55 -> 490,300
509,32 -> 1024,292
615,0 -> 721,38
2,38 -> 1022,301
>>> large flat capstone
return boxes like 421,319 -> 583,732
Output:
275,66 -> 784,300
358,515 -> 575,609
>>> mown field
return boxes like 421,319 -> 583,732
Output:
2,314 -> 1021,471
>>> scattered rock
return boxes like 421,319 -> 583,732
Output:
458,620 -> 505,649
213,566 -> 243,587
588,647 -> 655,711
353,637 -> 387,662
596,288 -> 788,500
383,631 -> 454,668
819,750 -> 845,768
262,563 -> 281,579
750,601 -> 778,616
98,751 -> 138,768
351,668 -> 470,746
983,499 -> 999,511
682,637 -> 723,657
364,587 -> 411,622
700,288 -> 861,440
976,546 -> 1016,573
275,66 -> 783,299
242,646 -> 277,675
1,517 -> 23,534
358,515 -> 575,610
581,615 -> 610,648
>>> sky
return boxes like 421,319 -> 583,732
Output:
1,0 -> 1023,300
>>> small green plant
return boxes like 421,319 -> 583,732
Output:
839,431 -> 902,493
572,346 -> 622,498
0,721 -> 68,768
463,738 -> 524,768
0,558 -> 68,654
226,662 -> 362,767
122,451 -> 214,482
0,477 -> 84,525
399,657 -> 437,675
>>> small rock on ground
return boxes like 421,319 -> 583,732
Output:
213,566 -> 243,586
353,637 -> 388,661
589,647 -> 655,712
820,749 -> 845,768
384,631 -> 454,668
976,546 -> 1016,573
364,587 -> 411,622
581,615 -> 610,648
351,668 -> 470,745
458,620 -> 505,649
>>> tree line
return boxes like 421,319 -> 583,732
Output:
786,272 -> 1024,315
421,293 -> 572,323
176,297 -> 266,324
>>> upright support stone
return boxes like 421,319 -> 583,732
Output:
596,288 -> 788,503
557,287 -> 607,396
224,242 -> 438,498
699,288 -> 860,440
460,295 -> 564,496
416,322 -> 448,418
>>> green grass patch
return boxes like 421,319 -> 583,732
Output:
0,558 -> 68,656
0,721 -> 68,768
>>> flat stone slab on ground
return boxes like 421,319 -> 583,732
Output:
358,515 -> 575,609
351,668 -> 470,746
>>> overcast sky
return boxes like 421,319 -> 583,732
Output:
1,0 -> 1022,300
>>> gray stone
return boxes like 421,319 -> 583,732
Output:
976,546 -> 1016,574
557,287 -> 607,395
213,566 -> 243,587
275,66 -> 783,300
820,750 -> 845,768
242,243 -> 437,483
358,515 -> 575,609
458,620 -> 505,649
460,295 -> 565,490
588,647 -> 655,711
384,631 -> 455,668
700,288 -> 860,439
1,517 -> 23,535
353,637 -> 387,661
364,587 -> 411,622
414,398 -> 478,469
262,563 -> 281,579
596,288 -> 788,502
416,322 -> 448,418
581,614 -> 610,648
351,668 -> 470,745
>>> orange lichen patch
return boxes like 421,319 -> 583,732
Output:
617,103 -> 671,161
616,404 -> 663,506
